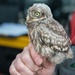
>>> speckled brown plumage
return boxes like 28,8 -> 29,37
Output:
26,3 -> 73,64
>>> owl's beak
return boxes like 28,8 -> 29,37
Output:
26,15 -> 33,23
26,15 -> 46,23
26,15 -> 36,23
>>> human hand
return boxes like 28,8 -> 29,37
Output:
9,43 -> 55,75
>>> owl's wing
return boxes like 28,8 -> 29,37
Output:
50,18 -> 71,45
48,18 -> 67,36
38,20 -> 71,52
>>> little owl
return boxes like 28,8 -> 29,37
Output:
26,3 -> 73,64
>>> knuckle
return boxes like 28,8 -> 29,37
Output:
9,66 -> 12,73
14,59 -> 23,72
28,43 -> 31,48
23,47 -> 28,51
21,50 -> 29,63
16,54 -> 20,59
9,65 -> 15,74
21,54 -> 29,63
16,64 -> 24,72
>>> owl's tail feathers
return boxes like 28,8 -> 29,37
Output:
65,48 -> 74,59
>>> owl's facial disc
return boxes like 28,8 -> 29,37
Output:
26,11 -> 46,23
26,3 -> 53,23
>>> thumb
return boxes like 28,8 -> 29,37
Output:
28,43 -> 43,66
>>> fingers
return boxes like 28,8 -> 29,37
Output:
9,46 -> 40,75
20,47 -> 39,72
9,61 -> 21,75
9,54 -> 35,75
28,43 -> 43,66
14,54 -> 35,75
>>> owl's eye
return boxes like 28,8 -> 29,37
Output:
34,12 -> 40,17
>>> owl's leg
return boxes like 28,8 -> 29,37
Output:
65,48 -> 74,59
50,52 -> 65,64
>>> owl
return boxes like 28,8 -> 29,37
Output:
26,3 -> 74,64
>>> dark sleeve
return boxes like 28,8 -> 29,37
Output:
55,46 -> 75,75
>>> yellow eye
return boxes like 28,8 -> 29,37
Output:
34,12 -> 40,17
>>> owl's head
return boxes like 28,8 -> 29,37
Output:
26,3 -> 53,23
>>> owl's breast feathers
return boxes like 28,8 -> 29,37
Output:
28,18 -> 71,53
